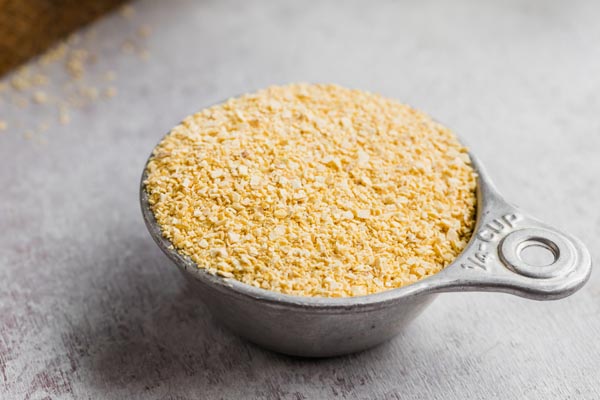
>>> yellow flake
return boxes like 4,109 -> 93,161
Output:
119,4 -> 135,19
138,25 -> 152,38
356,209 -> 370,219
104,87 -> 117,98
32,91 -> 48,104
269,225 -> 286,240
228,231 -> 241,243
210,169 -> 224,179
274,209 -> 288,219
238,165 -> 249,176
210,247 -> 228,258
357,149 -> 369,166
249,175 -> 261,187
59,106 -> 71,125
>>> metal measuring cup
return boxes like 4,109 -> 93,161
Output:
140,144 -> 591,357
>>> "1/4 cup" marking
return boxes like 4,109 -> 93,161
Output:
460,213 -> 521,271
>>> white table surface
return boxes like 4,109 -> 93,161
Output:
1,0 -> 599,398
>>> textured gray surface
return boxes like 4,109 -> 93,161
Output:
1,0 -> 599,398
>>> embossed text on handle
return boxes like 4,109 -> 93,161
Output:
460,213 -> 521,271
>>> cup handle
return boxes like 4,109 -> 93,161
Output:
432,188 -> 592,300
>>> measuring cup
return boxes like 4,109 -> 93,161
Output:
140,144 -> 591,357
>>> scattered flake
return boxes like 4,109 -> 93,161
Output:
144,84 -> 477,298
66,32 -> 81,47
40,43 -> 68,65
11,70 -> 32,91
0,120 -> 7,131
32,91 -> 48,104
104,86 -> 117,98
121,41 -> 135,54
138,49 -> 150,61
85,28 -> 98,41
14,96 -> 29,108
2,24 -> 134,136
66,49 -> 88,79
104,71 -> 117,82
38,122 -> 49,133
32,74 -> 49,86
59,106 -> 71,125
138,25 -> 152,38
119,4 -> 136,19
80,86 -> 99,100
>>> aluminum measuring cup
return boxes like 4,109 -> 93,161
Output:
140,145 -> 591,357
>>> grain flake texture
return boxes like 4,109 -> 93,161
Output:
1,0 -> 599,399
145,83 -> 476,297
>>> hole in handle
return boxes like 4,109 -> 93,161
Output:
500,228 -> 574,279
518,239 -> 559,267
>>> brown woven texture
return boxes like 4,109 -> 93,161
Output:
0,0 -> 125,75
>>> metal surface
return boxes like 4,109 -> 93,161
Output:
140,145 -> 592,357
